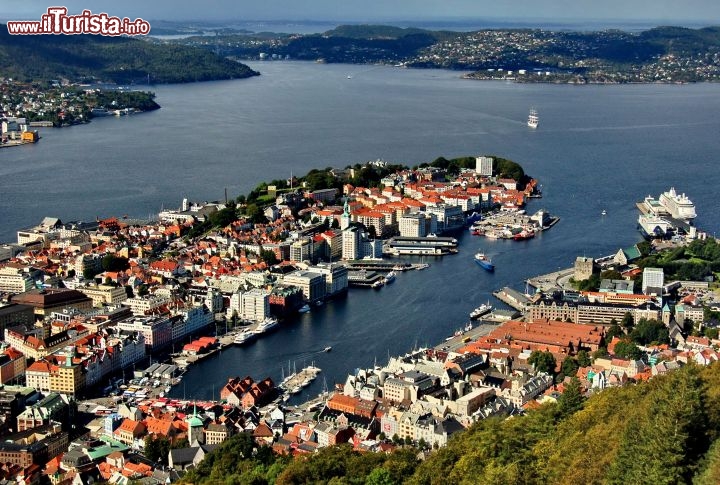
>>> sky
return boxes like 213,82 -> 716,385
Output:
2,0 -> 719,25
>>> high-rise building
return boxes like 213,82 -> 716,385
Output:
642,267 -> 664,296
475,156 -> 493,176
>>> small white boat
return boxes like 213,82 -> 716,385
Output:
323,346 -> 332,352
601,209 -> 607,216
528,108 -> 539,128
298,304 -> 311,313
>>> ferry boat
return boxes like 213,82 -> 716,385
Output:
253,317 -> 279,334
528,108 -> 539,128
469,303 -> 493,319
384,271 -> 396,284
474,253 -> 495,272
234,330 -> 256,345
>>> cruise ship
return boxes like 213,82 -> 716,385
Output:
659,187 -> 696,222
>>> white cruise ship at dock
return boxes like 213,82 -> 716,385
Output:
659,187 -> 696,222
638,187 -> 696,223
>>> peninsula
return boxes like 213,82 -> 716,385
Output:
186,24 -> 720,83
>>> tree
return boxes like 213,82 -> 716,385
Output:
592,347 -> 609,359
83,267 -> 98,280
102,254 -> 129,272
144,436 -> 170,465
367,225 -> 377,239
607,366 -> 707,485
558,377 -> 585,416
365,467 -> 395,485
528,350 -> 557,374
331,218 -> 340,229
606,323 -> 624,341
621,312 -> 635,330
260,249 -> 279,265
577,350 -> 592,368
562,357 -> 579,377
613,339 -> 643,360
631,318 -> 669,345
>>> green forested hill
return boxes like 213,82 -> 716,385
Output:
181,362 -> 720,484
0,27 -> 259,83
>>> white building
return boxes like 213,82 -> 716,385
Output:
311,263 -> 349,296
282,271 -> 326,302
78,284 -> 128,307
398,213 -> 437,238
342,227 -> 362,260
124,294 -> 171,316
290,238 -> 313,263
475,156 -> 493,176
642,267 -> 664,296
0,267 -> 34,293
241,289 -> 270,323
425,204 -> 464,232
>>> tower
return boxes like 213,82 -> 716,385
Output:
341,197 -> 351,230
186,403 -> 204,447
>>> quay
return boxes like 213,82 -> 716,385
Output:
280,364 -> 322,396
526,267 -> 575,292
347,269 -> 386,288
471,210 -> 559,239
492,287 -> 531,311
434,322 -> 497,353
480,309 -> 522,323
384,236 -> 458,256
347,261 -> 413,271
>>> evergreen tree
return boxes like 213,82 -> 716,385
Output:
558,377 -> 585,417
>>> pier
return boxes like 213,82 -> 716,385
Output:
280,364 -> 322,396
347,270 -> 386,288
492,287 -> 531,311
526,267 -> 575,292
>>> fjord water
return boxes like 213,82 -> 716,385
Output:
3,62 -> 720,400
